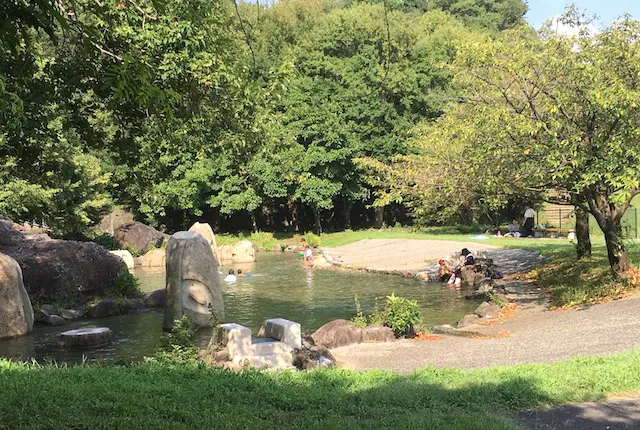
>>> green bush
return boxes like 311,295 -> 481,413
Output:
350,294 -> 423,337
383,294 -> 423,337
152,315 -> 199,364
111,270 -> 143,299
304,232 -> 321,247
91,232 -> 118,250
250,232 -> 276,250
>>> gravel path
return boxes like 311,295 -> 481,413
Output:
332,294 -> 640,373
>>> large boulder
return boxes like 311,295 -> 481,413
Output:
163,232 -> 224,331
0,252 -> 34,339
142,249 -> 166,268
311,319 -> 363,349
113,222 -> 168,254
86,298 -> 121,318
232,240 -> 256,263
0,217 -> 125,306
218,241 -> 256,265
188,222 -> 221,265
98,208 -> 135,235
143,288 -> 167,308
361,325 -> 395,343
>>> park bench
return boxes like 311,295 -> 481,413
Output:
534,227 -> 572,238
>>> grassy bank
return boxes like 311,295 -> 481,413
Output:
2,349 -> 640,429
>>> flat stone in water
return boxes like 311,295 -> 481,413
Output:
60,327 -> 112,347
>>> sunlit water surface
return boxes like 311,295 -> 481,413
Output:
0,253 -> 479,363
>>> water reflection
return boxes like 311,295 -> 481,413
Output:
0,253 -> 480,364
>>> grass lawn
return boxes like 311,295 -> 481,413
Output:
2,349 -> 640,429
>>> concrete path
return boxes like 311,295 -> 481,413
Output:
331,294 -> 640,373
322,239 -> 547,275
509,397 -> 640,429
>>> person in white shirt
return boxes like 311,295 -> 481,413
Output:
224,269 -> 237,283
304,245 -> 314,267
523,206 -> 536,237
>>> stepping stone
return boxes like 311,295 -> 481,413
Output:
258,318 -> 301,349
251,337 -> 291,355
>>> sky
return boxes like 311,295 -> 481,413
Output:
525,0 -> 640,28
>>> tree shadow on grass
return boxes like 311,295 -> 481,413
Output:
0,362 -> 566,429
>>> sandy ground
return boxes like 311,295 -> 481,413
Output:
321,238 -> 547,275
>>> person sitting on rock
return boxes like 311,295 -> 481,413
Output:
438,259 -> 452,282
224,269 -> 237,283
461,248 -> 475,266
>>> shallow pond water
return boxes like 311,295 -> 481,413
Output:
0,253 -> 479,364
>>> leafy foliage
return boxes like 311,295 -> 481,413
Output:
383,293 -> 423,337
111,270 -> 142,299
153,315 -> 199,364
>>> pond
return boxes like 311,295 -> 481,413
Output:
0,253 -> 480,364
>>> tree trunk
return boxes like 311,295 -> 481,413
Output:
574,206 -> 591,259
373,206 -> 384,229
603,220 -> 630,273
342,201 -> 353,230
287,198 -> 299,232
313,206 -> 322,234
249,210 -> 258,233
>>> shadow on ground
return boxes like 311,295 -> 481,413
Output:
509,398 -> 640,429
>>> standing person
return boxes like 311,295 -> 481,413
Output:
523,206 -> 536,237
304,244 -> 314,267
298,238 -> 307,257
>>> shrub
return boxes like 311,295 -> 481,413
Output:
383,294 -> 423,337
349,294 -> 423,337
304,233 -> 321,247
111,270 -> 142,299
250,232 -> 276,250
153,315 -> 199,364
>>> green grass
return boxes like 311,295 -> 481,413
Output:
2,349 -> 640,429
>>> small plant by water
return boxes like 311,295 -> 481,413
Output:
111,269 -> 143,299
351,294 -> 423,337
152,315 -> 199,364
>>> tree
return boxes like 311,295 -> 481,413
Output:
426,0 -> 527,31
417,17 -> 640,273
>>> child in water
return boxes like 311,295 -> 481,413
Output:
304,244 -> 314,267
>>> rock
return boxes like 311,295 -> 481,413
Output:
457,314 -> 480,328
292,345 -> 336,370
142,249 -> 166,268
86,298 -> 121,318
60,327 -> 112,347
164,232 -> 224,331
113,222 -> 168,254
133,257 -> 144,266
0,216 -> 126,306
188,222 -> 221,265
232,240 -> 256,264
460,266 -> 485,288
218,245 -> 234,264
60,309 -> 84,320
311,319 -> 363,349
361,325 -> 395,343
143,289 -> 166,308
98,208 -> 135,235
0,252 -> 34,339
40,304 -> 59,317
475,301 -> 501,318
109,250 -> 135,271
123,297 -> 144,311
216,323 -> 252,362
431,324 -> 458,335
258,318 -> 302,349
45,315 -> 67,326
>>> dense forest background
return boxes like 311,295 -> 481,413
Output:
0,0 -> 556,236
